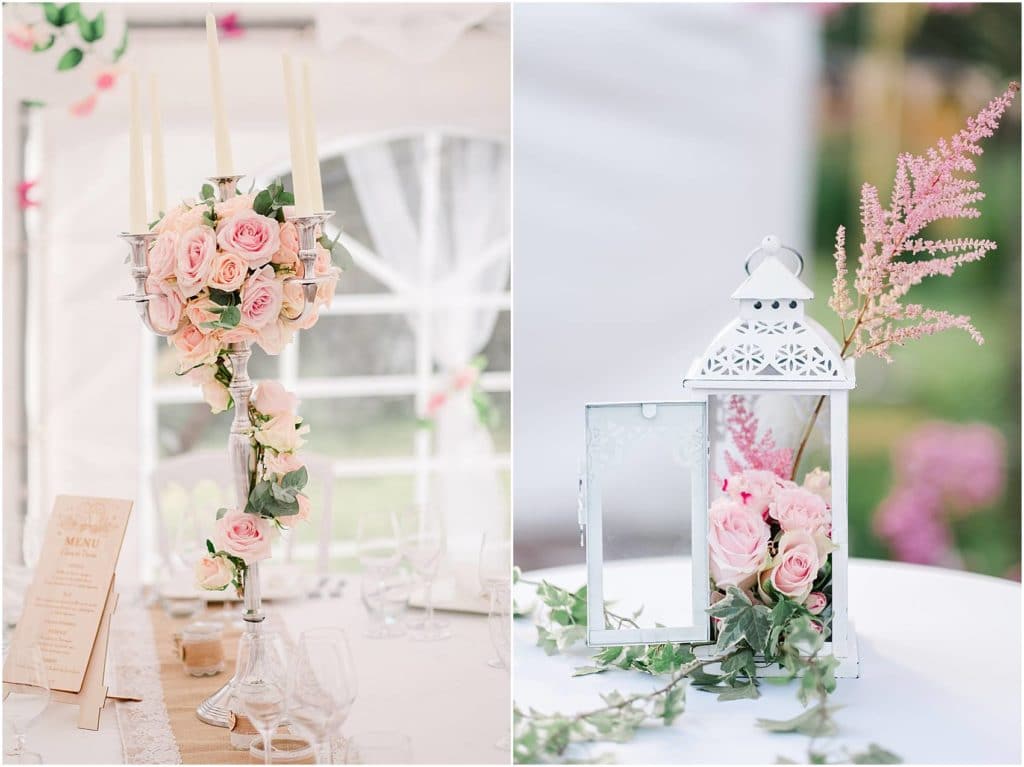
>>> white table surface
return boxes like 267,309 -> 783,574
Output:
514,558 -> 1022,764
12,581 -> 509,765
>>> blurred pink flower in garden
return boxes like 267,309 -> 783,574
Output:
874,421 -> 1006,566
6,24 -> 38,51
895,422 -> 1005,514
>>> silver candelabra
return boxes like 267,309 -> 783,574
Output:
118,174 -> 335,727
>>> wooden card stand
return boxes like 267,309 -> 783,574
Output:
2,495 -> 134,731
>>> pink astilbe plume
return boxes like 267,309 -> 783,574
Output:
829,82 -> 1019,361
723,395 -> 793,479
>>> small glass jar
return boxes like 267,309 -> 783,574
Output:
179,621 -> 224,677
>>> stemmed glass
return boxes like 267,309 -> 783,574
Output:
234,629 -> 289,762
288,628 -> 358,764
2,645 -> 51,764
396,504 -> 449,641
357,511 -> 412,639
478,533 -> 511,667
488,584 -> 512,750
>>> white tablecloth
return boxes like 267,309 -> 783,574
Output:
514,558 -> 1021,764
16,585 -> 509,764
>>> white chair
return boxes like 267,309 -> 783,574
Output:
150,450 -> 336,575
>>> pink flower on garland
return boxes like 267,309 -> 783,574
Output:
217,12 -> 245,39
6,24 -> 39,51
69,92 -> 98,117
17,180 -> 39,210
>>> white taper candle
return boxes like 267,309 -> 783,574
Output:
128,71 -> 148,232
205,13 -> 234,175
282,53 -> 311,215
149,74 -> 167,218
301,59 -> 325,213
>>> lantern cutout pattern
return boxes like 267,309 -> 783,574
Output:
580,236 -> 859,679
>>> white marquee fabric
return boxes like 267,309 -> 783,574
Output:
1,3 -> 510,578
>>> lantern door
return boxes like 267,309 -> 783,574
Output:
582,401 -> 710,646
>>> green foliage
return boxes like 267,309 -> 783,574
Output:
112,26 -> 129,62
77,11 -> 104,42
253,180 -> 293,223
707,586 -> 772,655
43,3 -> 79,27
56,47 -> 83,71
245,466 -> 307,520
33,35 -> 56,52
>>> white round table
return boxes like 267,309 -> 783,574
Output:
15,586 -> 509,764
514,558 -> 1021,764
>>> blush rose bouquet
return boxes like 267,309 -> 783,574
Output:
148,180 -> 341,414
709,395 -> 837,639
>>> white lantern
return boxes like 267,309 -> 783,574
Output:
579,236 -> 858,677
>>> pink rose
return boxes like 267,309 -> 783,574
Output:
768,530 -> 821,602
724,469 -> 793,520
314,246 -> 339,305
279,493 -> 311,529
240,266 -> 284,329
213,509 -> 277,564
264,451 -> 304,479
802,468 -> 832,504
256,319 -> 296,355
708,497 -> 770,589
273,222 -> 300,268
214,192 -> 256,220
222,325 -> 259,345
217,211 -> 280,268
185,294 -> 219,334
187,365 -> 231,413
157,203 -> 206,235
252,380 -> 299,418
805,591 -> 827,615
208,251 -> 249,292
174,226 -> 217,298
769,486 -> 831,535
148,231 -> 178,280
194,555 -> 235,590
254,414 -> 309,453
172,323 -> 220,368
145,278 -> 183,334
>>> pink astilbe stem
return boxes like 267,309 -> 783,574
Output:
830,82 -> 1018,362
723,395 -> 793,479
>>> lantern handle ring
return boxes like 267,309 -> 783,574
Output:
745,239 -> 804,277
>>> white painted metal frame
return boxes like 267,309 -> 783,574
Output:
138,130 -> 511,579
583,401 -> 711,647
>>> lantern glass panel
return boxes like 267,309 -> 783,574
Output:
585,402 -> 709,644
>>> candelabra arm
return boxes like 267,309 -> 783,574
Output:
282,211 -> 336,327
116,232 -> 187,337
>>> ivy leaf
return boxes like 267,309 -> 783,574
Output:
851,744 -> 903,764
59,3 -> 80,26
756,703 -> 841,738
571,665 -> 607,678
717,683 -> 760,702
56,47 -> 84,71
708,586 -> 772,655
112,26 -> 128,61
33,35 -> 56,52
43,3 -> 61,25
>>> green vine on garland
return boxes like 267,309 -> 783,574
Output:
513,569 -> 900,765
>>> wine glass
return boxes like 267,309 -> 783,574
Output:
488,584 -> 512,750
478,533 -> 511,667
2,645 -> 51,764
233,629 -> 288,756
396,504 -> 450,641
288,628 -> 358,764
357,511 -> 412,638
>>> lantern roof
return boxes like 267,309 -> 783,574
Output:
731,256 -> 813,301
684,236 -> 855,390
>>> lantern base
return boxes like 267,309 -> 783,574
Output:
696,622 -> 860,679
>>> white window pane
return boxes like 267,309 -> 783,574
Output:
480,310 -> 510,372
157,403 -> 232,457
299,315 -> 414,377
301,397 -> 418,459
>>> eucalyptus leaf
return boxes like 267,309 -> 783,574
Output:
33,35 -> 56,52
43,2 -> 61,25
112,26 -> 128,61
59,3 -> 80,25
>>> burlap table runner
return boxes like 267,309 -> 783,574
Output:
148,606 -> 312,765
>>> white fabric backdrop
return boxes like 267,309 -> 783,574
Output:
511,3 -> 821,566
1,3 -> 510,577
